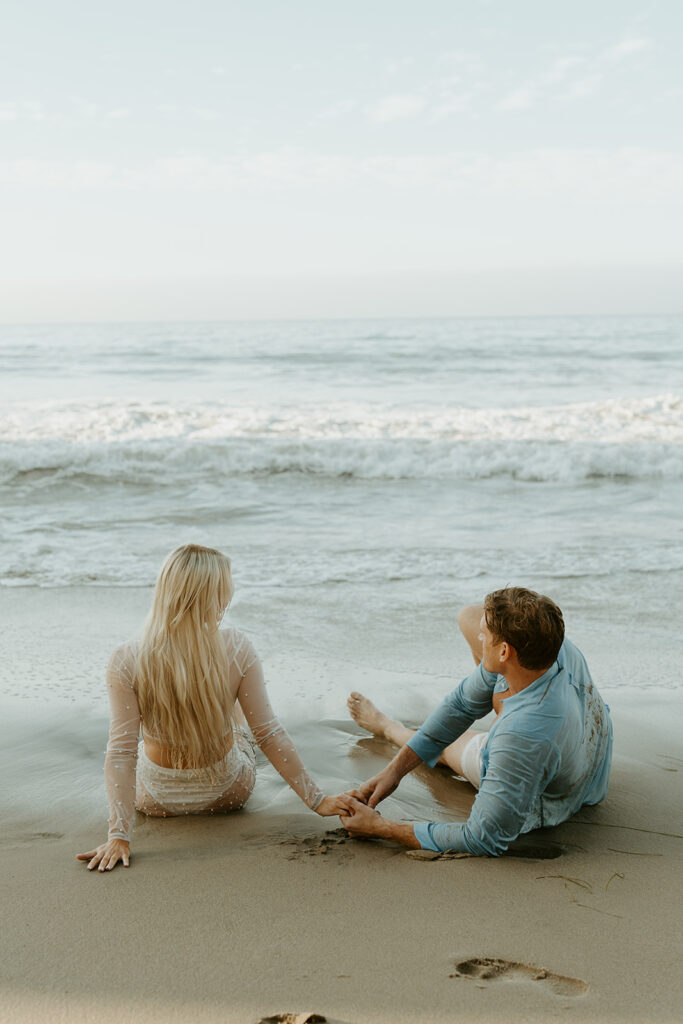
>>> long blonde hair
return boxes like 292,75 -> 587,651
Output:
134,544 -> 236,771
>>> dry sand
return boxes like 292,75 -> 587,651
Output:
1,588 -> 682,1024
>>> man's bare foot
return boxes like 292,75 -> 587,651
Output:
347,692 -> 391,738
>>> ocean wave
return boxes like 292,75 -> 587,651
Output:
3,535 -> 682,589
1,395 -> 682,486
1,393 -> 681,444
2,439 -> 683,488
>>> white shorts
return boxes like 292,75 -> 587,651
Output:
136,728 -> 256,815
459,731 -> 488,789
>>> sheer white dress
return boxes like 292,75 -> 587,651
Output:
105,626 -> 323,841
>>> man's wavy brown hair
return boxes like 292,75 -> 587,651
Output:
484,587 -> 564,670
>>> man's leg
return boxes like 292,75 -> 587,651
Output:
347,692 -> 481,779
458,602 -> 484,665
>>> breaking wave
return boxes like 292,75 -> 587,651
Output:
2,394 -> 682,485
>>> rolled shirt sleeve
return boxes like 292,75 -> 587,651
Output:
414,730 -> 561,855
407,663 -> 498,768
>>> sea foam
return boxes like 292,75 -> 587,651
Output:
1,394 -> 681,484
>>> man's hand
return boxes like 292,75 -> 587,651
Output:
352,744 -> 422,808
339,796 -> 386,837
353,764 -> 401,808
76,838 -> 130,872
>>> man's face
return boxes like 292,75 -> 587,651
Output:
479,613 -> 505,674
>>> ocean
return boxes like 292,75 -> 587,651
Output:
1,313 -> 681,832
1,315 -> 682,709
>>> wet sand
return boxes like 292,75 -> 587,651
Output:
1,588 -> 682,1023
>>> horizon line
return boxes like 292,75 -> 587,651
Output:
2,309 -> 683,328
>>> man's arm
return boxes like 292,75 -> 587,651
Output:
354,666 -> 498,809
419,732 -> 559,855
344,731 -> 561,856
354,745 -> 422,808
406,663 -> 498,769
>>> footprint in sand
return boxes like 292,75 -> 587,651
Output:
259,1015 -> 327,1024
280,828 -> 353,861
451,957 -> 588,997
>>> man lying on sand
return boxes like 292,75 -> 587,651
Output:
340,587 -> 613,856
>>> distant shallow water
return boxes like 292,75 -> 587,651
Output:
2,314 -> 681,661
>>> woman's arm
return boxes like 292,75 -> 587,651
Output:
77,645 -> 140,871
235,651 -> 347,815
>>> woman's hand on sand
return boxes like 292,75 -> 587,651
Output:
77,838 -> 130,872
315,794 -> 356,817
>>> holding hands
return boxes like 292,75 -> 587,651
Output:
315,793 -> 356,816
336,747 -> 422,848
330,765 -> 398,837
337,789 -> 419,849
338,795 -> 386,837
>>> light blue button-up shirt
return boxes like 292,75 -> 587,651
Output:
409,639 -> 612,856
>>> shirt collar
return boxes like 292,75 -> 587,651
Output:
501,659 -> 560,706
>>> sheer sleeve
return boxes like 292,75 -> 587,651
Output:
104,644 -> 140,841
235,647 -> 324,811
228,628 -> 260,677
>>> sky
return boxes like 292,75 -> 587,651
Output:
1,0 -> 682,321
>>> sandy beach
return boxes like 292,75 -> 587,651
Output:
1,587 -> 682,1024
3,0 -> 683,1015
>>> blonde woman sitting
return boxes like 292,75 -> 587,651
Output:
78,544 -> 351,872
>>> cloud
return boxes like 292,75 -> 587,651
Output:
0,100 -> 45,121
2,148 -> 681,206
545,57 -> 585,84
436,49 -> 483,75
106,108 -> 130,120
497,87 -> 535,111
70,97 -> 99,118
498,31 -> 653,112
327,57 -> 481,126
366,94 -> 425,122
430,93 -> 473,121
604,37 -> 652,62
157,104 -> 221,122
315,98 -> 357,122
383,56 -> 416,78
193,108 -> 221,122
565,74 -> 602,100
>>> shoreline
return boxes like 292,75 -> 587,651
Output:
2,800 -> 681,1024
1,586 -> 682,1023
